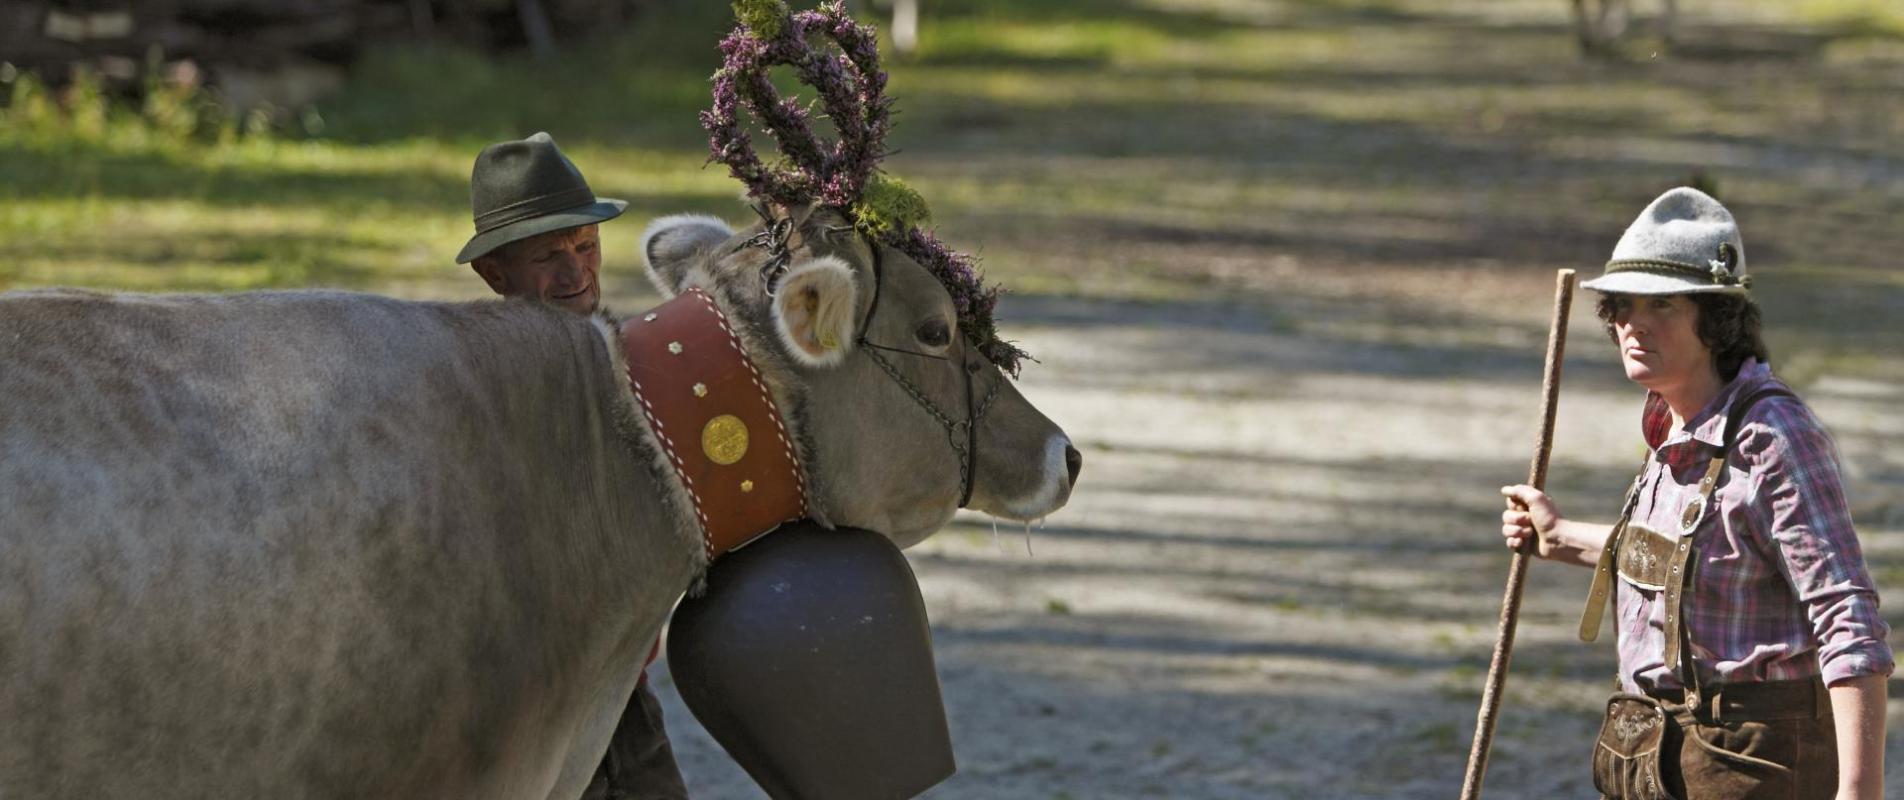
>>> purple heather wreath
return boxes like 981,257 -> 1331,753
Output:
701,0 -> 1029,376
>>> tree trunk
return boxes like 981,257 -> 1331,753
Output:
892,0 -> 916,54
408,0 -> 432,38
1569,0 -> 1599,54
518,0 -> 555,59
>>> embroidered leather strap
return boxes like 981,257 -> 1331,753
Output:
621,288 -> 808,561
1580,459 -> 1647,642
1658,522 -> 1699,681
1615,524 -> 1676,591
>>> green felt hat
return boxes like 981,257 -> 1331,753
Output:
455,132 -> 626,264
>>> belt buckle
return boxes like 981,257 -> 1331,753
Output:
1647,686 -> 1692,714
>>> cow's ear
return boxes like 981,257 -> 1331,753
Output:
771,256 -> 859,367
640,214 -> 734,297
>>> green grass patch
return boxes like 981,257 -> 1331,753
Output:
0,0 -> 1898,390
1797,0 -> 1904,37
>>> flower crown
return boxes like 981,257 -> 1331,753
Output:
700,0 -> 1028,375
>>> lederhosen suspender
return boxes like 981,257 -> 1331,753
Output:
1577,387 -> 1795,708
1580,456 -> 1648,644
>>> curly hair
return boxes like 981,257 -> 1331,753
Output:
1595,293 -> 1770,381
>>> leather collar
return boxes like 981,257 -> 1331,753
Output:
621,288 -> 808,561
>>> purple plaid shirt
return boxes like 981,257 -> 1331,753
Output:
1616,359 -> 1893,692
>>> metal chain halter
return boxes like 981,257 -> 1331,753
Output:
740,207 -> 798,295
740,219 -> 999,507
854,235 -> 1001,508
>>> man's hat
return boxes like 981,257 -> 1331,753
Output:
1581,187 -> 1750,296
455,132 -> 627,264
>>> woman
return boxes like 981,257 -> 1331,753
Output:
1501,188 -> 1891,799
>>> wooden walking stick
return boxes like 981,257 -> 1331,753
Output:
1458,268 -> 1576,800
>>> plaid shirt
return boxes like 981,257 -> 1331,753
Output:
1617,359 -> 1894,692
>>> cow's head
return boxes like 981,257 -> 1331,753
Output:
639,204 -> 1079,547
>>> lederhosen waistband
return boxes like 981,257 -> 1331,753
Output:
1646,677 -> 1831,724
1578,386 -> 1798,714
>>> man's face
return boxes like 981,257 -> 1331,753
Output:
472,224 -> 602,314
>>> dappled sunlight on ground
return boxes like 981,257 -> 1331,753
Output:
654,286 -> 1902,798
5,0 -> 1902,796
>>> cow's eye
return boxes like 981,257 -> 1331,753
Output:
916,319 -> 952,348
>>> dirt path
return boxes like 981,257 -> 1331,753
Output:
629,3 -> 1904,792
647,286 -> 1904,798
10,0 -> 1895,794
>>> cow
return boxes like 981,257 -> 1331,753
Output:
0,203 -> 1080,799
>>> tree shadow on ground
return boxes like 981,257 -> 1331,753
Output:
999,291 -> 1637,391
917,445 -> 1640,629
654,601 -> 1625,799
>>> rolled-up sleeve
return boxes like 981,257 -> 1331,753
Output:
1746,403 -> 1894,686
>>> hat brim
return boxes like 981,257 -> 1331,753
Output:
455,198 -> 628,264
1579,270 -> 1748,296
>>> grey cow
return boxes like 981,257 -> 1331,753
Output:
0,204 -> 1078,799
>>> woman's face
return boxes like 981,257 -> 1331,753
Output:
1607,293 -> 1712,392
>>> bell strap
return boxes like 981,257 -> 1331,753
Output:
621,288 -> 809,561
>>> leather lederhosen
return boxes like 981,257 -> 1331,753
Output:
1580,388 -> 1836,800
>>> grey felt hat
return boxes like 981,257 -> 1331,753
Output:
455,132 -> 627,264
1580,187 -> 1750,296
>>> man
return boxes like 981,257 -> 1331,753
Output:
458,132 -> 620,315
1501,188 -> 1889,799
457,132 -> 690,800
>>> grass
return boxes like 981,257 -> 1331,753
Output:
3,0 -> 1901,376
0,0 -> 739,298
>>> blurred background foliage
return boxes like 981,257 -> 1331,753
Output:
1,0 -> 1901,381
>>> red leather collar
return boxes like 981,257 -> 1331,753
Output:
621,288 -> 808,561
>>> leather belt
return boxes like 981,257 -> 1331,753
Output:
621,288 -> 808,561
1647,677 -> 1831,723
